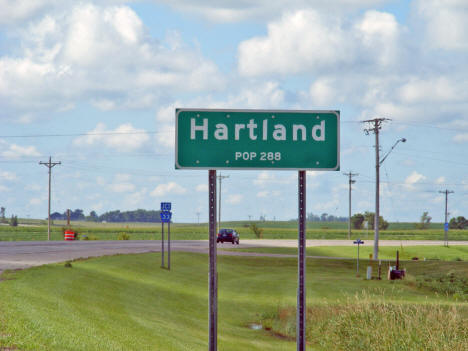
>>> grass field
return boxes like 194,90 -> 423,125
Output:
1,221 -> 468,241
223,245 -> 468,261
1,252 -> 467,350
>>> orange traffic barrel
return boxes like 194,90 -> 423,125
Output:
64,230 -> 75,241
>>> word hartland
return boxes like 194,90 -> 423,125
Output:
190,118 -> 326,141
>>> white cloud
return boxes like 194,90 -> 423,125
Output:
309,78 -> 337,106
0,171 -> 17,181
257,191 -> 269,198
416,0 -> 468,50
0,3 -> 224,118
155,0 -> 388,23
150,181 -> 187,197
354,10 -> 399,66
398,77 -> 463,105
404,171 -> 426,190
227,194 -> 243,204
238,10 -> 348,77
108,182 -> 135,193
227,81 -> 285,108
253,171 -> 275,187
238,9 -> 400,77
73,123 -> 150,152
156,104 -> 178,123
196,184 -> 208,192
0,0 -> 52,25
453,133 -> 468,143
435,176 -> 446,185
29,197 -> 42,205
0,140 -> 41,159
125,188 -> 147,207
155,124 -> 175,149
115,173 -> 131,182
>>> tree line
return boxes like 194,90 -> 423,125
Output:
50,209 -> 163,223
307,212 -> 348,222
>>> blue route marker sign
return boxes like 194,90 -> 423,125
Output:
160,211 -> 172,223
161,202 -> 172,211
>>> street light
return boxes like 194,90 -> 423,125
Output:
373,137 -> 406,259
379,138 -> 406,166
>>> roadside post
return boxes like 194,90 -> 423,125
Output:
160,202 -> 172,269
175,109 -> 340,351
353,239 -> 364,276
444,222 -> 449,247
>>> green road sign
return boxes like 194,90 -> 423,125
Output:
175,109 -> 339,170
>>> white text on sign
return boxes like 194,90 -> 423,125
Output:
235,152 -> 281,161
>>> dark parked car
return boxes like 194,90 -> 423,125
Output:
217,228 -> 239,244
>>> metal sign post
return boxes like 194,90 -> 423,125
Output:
168,220 -> 171,270
208,170 -> 217,351
353,239 -> 364,276
160,203 -> 172,269
161,221 -> 165,268
297,170 -> 306,351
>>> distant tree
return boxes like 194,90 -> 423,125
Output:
320,213 -> 328,222
0,207 -> 5,222
86,211 -> 99,222
307,212 -> 320,221
416,211 -> 432,229
50,212 -> 64,220
351,213 -> 365,229
10,215 -> 18,227
449,216 -> 468,229
70,209 -> 85,221
363,211 -> 389,230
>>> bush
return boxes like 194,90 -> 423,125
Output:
249,223 -> 263,239
118,232 -> 130,240
10,215 -> 18,227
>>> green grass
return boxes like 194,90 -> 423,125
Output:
1,222 -> 468,241
0,252 -> 467,350
224,245 -> 468,261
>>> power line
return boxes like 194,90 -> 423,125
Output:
0,130 -> 163,138
392,121 -> 468,132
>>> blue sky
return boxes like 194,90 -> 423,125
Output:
0,0 -> 467,223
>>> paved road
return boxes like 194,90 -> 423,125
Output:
1,239 -> 467,275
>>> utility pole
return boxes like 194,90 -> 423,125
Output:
343,172 -> 358,240
362,118 -> 389,260
196,211 -> 200,224
217,173 -> 229,233
439,190 -> 454,247
39,156 -> 61,241
363,118 -> 406,260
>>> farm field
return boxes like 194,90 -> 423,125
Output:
0,252 -> 467,350
1,220 -> 468,241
